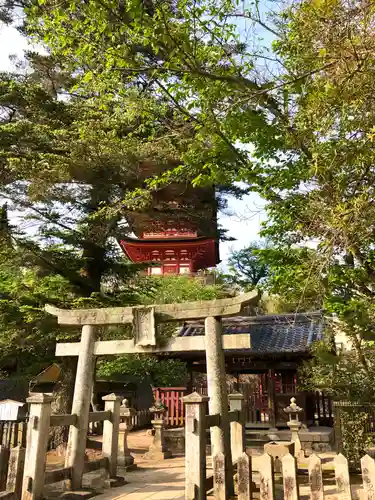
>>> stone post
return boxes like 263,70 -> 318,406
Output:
21,394 -> 53,500
65,324 -> 96,490
7,445 -> 26,499
182,392 -> 209,500
288,420 -> 302,458
333,402 -> 343,452
213,452 -> 227,500
228,392 -> 245,463
204,316 -> 233,495
335,454 -> 351,500
145,403 -> 172,460
282,454 -> 299,500
102,394 -> 124,486
361,455 -> 375,499
118,399 -> 137,470
308,454 -> 323,500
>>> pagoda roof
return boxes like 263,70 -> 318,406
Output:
119,235 -> 220,268
120,235 -> 216,245
178,312 -> 324,356
124,183 -> 217,238
125,210 -> 217,238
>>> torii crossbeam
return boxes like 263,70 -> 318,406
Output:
47,290 -> 259,491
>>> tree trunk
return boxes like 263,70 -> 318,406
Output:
50,358 -> 77,455
50,184 -> 114,448
80,185 -> 112,295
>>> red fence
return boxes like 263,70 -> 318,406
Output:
152,386 -> 207,427
152,385 -> 333,428
153,387 -> 186,427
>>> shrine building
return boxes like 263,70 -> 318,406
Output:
178,312 -> 331,427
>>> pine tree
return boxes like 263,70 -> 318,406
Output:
0,52 -> 201,444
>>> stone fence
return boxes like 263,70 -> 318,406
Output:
183,392 -> 375,499
211,451 -> 375,500
21,393 -> 125,500
0,446 -> 25,500
183,391 -> 245,499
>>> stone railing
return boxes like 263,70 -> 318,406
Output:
207,450 -> 375,500
182,392 -> 245,499
182,391 -> 375,500
21,393 -> 124,500
0,446 -> 25,500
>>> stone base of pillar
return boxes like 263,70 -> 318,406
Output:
122,463 -> 138,471
118,454 -> 137,470
60,489 -> 97,500
104,476 -> 126,488
144,449 -> 172,460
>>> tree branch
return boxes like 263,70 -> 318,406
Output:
230,12 -> 281,38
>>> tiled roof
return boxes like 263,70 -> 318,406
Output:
178,312 -> 324,355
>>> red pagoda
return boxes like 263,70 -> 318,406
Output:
119,183 -> 220,275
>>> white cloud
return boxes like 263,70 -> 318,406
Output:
0,25 -> 28,71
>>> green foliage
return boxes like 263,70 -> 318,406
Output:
22,0 -> 274,189
300,340 -> 375,403
223,241 -> 325,311
223,241 -> 270,291
141,275 -> 225,304
0,52 -> 208,385
97,356 -> 187,387
7,0 -> 375,399
21,0 -> 366,322
340,411 -> 373,467
0,37 -> 233,390
257,246 -> 326,312
0,242 -> 77,375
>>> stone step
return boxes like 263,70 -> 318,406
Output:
245,431 -> 271,440
245,423 -> 271,430
246,436 -> 270,442
245,429 -> 271,450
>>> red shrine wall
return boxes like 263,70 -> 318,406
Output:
148,262 -> 192,275
119,236 -> 218,275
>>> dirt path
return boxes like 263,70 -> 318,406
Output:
46,430 -> 367,499
96,430 -> 185,500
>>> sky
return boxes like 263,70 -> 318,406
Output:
0,23 -> 266,266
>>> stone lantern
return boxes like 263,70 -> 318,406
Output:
118,398 -> 137,469
145,400 -> 172,460
150,400 -> 166,421
284,397 -> 304,458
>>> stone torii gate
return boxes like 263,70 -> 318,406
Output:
46,290 -> 258,492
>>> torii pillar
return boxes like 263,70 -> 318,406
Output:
205,315 -> 234,492
66,325 -> 96,489
46,290 -> 258,491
